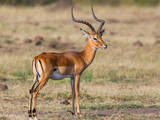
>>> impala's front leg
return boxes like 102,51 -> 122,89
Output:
75,74 -> 81,115
70,76 -> 75,117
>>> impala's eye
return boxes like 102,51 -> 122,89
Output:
93,37 -> 97,41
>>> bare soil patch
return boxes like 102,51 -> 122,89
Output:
27,106 -> 160,118
85,106 -> 160,117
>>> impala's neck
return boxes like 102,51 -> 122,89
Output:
81,39 -> 97,67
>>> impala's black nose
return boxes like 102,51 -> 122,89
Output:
104,45 -> 107,49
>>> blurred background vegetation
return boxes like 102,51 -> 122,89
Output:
0,0 -> 160,119
0,0 -> 159,6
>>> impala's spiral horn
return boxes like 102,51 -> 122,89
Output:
71,5 -> 96,33
91,6 -> 105,33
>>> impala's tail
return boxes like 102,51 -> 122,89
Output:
29,59 -> 43,94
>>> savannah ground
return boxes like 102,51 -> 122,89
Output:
0,3 -> 160,120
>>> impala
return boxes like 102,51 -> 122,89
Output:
28,5 -> 107,120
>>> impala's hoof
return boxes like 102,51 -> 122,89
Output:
72,114 -> 76,119
68,110 -> 75,118
77,113 -> 83,117
29,117 -> 33,120
34,117 -> 38,120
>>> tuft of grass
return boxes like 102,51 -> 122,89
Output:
106,69 -> 118,82
74,0 -> 160,6
81,103 -> 143,110
81,71 -> 93,82
42,26 -> 57,31
120,0 -> 160,6
53,91 -> 72,100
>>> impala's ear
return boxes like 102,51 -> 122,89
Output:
99,29 -> 105,36
80,28 -> 91,39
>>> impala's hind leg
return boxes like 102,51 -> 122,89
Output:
32,77 -> 49,120
28,93 -> 33,119
28,74 -> 39,119
28,59 -> 43,119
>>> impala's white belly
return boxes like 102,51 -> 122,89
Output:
51,71 -> 71,80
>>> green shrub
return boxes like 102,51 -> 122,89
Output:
0,0 -> 159,6
120,0 -> 160,6
81,71 -> 93,82
0,0 -> 56,5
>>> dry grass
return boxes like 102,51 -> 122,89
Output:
0,4 -> 160,119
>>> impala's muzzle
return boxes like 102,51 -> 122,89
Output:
103,45 -> 107,49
